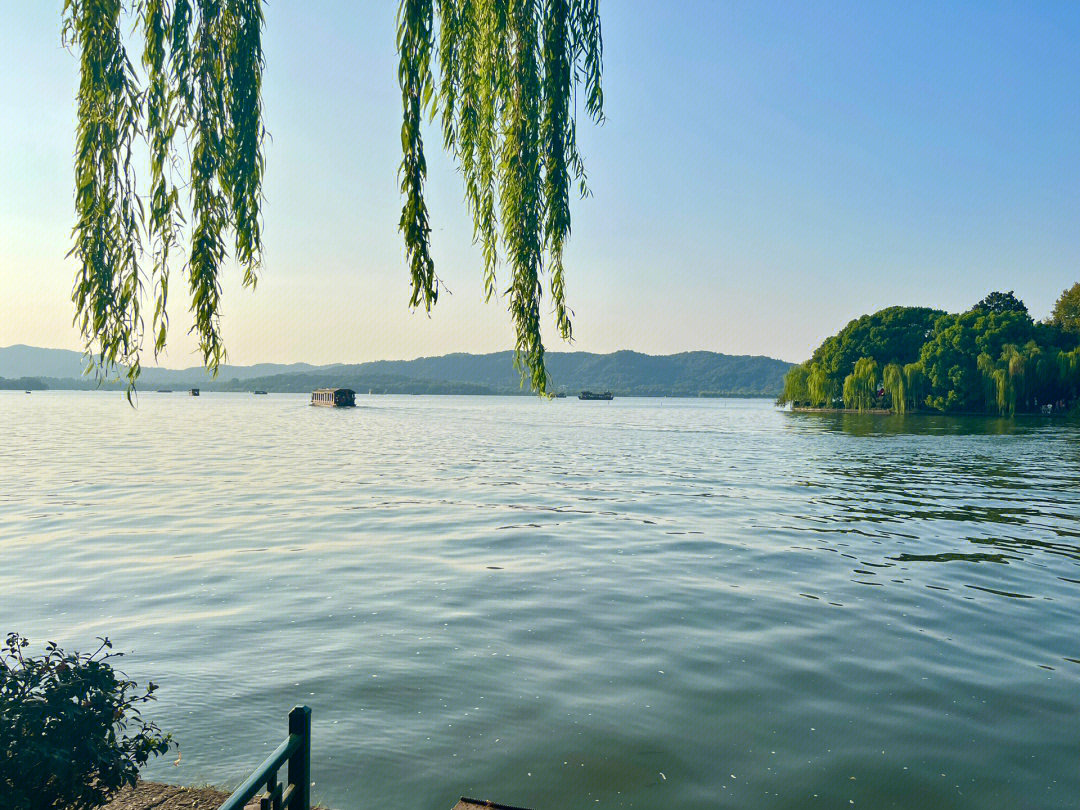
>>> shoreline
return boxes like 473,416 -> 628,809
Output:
787,406 -> 1077,417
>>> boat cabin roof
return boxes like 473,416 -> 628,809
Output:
313,388 -> 355,395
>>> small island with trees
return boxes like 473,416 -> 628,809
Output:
777,284 -> 1080,416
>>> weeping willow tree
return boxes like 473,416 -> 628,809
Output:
881,363 -> 904,414
806,362 -> 836,408
62,0 -> 603,394
842,356 -> 878,412
902,362 -> 925,412
1001,344 -> 1025,413
779,364 -> 809,406
1059,348 -> 1080,404
976,344 -> 1026,416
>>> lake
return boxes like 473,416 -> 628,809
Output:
3,392 -> 1078,809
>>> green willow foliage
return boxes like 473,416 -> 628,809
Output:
882,363 -> 904,414
63,0 -> 602,395
64,0 -> 265,393
398,0 -> 603,392
806,363 -> 835,408
779,290 -> 1080,415
842,357 -> 878,412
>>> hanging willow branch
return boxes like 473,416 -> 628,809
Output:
63,0 -> 601,394
400,0 -> 603,393
64,0 -> 265,390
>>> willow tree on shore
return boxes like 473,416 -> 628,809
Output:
806,362 -> 836,408
61,0 -> 604,395
902,362 -> 925,413
842,357 -> 878,412
779,364 -> 809,405
778,291 -> 1080,415
882,363 -> 905,414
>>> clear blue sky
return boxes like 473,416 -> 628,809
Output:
1,2 -> 1077,365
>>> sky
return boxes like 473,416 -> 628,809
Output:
1,1 -> 1078,366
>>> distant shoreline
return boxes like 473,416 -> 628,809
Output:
0,345 -> 792,399
5,386 -> 777,399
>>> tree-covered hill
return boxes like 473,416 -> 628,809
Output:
1,347 -> 792,398
778,289 -> 1080,415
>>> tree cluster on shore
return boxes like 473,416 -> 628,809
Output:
778,285 -> 1080,416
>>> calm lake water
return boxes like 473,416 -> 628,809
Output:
3,392 -> 1079,809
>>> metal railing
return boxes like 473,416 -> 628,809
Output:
218,706 -> 311,810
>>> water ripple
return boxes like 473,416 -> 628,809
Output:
2,393 -> 1079,809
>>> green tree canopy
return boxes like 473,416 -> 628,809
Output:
807,305 -> 946,381
972,289 -> 1029,316
62,0 -> 604,395
918,307 -> 1036,412
1049,282 -> 1080,335
779,292 -> 1080,415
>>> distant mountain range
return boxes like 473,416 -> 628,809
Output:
0,344 -> 792,397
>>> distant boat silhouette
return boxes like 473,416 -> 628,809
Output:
578,390 -> 613,400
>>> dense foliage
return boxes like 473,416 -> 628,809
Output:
0,634 -> 172,810
62,0 -> 603,395
1050,282 -> 1080,335
779,289 -> 1080,415
971,290 -> 1029,316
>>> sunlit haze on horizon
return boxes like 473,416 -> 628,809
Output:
2,1 -> 1078,366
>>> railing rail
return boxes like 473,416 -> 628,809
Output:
218,706 -> 311,810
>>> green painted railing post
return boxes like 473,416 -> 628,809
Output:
287,706 -> 311,810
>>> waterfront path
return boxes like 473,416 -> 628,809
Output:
102,782 -> 257,810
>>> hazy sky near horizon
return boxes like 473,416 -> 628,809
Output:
2,2 -> 1078,366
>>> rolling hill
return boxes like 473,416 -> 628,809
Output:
1,345 -> 792,397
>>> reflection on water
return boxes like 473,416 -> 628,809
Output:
791,409 -> 1049,436
2,393 -> 1079,810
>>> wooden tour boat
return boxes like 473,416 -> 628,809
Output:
311,388 -> 356,407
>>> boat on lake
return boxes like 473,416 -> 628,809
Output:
253,390 -> 267,395
189,388 -> 200,396
578,390 -> 613,400
311,388 -> 356,407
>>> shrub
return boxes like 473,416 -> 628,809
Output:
0,633 -> 173,810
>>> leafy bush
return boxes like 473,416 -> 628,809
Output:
0,633 -> 173,810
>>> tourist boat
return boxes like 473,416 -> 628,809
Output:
189,388 -> 200,396
311,388 -> 356,407
578,390 -> 613,400
157,389 -> 172,393
253,390 -> 268,395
